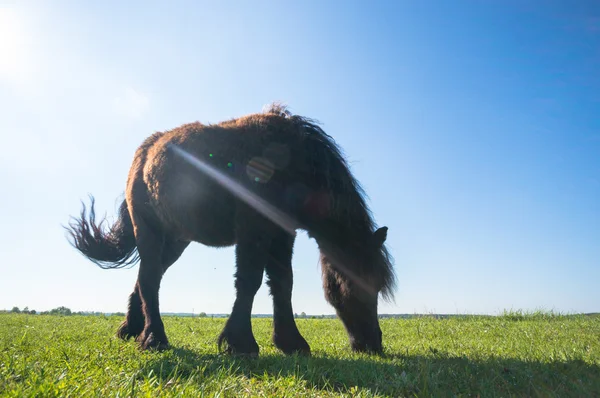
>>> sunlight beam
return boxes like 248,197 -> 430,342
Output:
168,143 -> 299,235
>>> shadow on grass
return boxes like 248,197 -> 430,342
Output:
139,346 -> 600,396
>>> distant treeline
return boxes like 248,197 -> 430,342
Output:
2,306 -> 126,317
4,307 -> 597,319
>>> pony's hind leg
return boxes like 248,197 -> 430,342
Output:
218,210 -> 271,356
117,240 -> 189,341
129,214 -> 170,350
265,232 -> 310,355
117,283 -> 144,340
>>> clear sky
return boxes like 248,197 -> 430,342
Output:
1,1 -> 598,315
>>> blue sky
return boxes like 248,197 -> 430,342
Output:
1,1 -> 598,315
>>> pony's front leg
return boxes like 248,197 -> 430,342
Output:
265,232 -> 310,355
218,217 -> 270,356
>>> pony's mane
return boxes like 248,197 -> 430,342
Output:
265,103 -> 373,230
262,101 -> 292,118
262,102 -> 396,301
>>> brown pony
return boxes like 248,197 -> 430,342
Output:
66,104 -> 396,355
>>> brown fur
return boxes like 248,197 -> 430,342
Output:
66,103 -> 396,355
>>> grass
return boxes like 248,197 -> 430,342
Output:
0,313 -> 598,397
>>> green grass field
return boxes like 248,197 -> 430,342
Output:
1,313 -> 598,397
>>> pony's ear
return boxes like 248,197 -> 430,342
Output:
372,227 -> 388,248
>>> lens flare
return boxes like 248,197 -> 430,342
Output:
246,156 -> 275,184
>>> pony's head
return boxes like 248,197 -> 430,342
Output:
320,226 -> 394,354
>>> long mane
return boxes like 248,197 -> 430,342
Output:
262,103 -> 397,301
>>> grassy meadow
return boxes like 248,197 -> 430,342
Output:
0,312 -> 598,397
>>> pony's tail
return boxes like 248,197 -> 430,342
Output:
65,196 -> 139,269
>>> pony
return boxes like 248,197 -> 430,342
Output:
66,103 -> 396,355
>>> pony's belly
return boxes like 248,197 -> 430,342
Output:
181,195 -> 237,247
148,169 -> 237,247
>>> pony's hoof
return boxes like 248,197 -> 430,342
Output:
229,351 -> 259,359
286,347 -> 311,357
273,333 -> 311,356
117,321 -> 143,341
137,332 -> 170,351
292,346 -> 312,356
217,332 -> 259,356
351,344 -> 383,356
